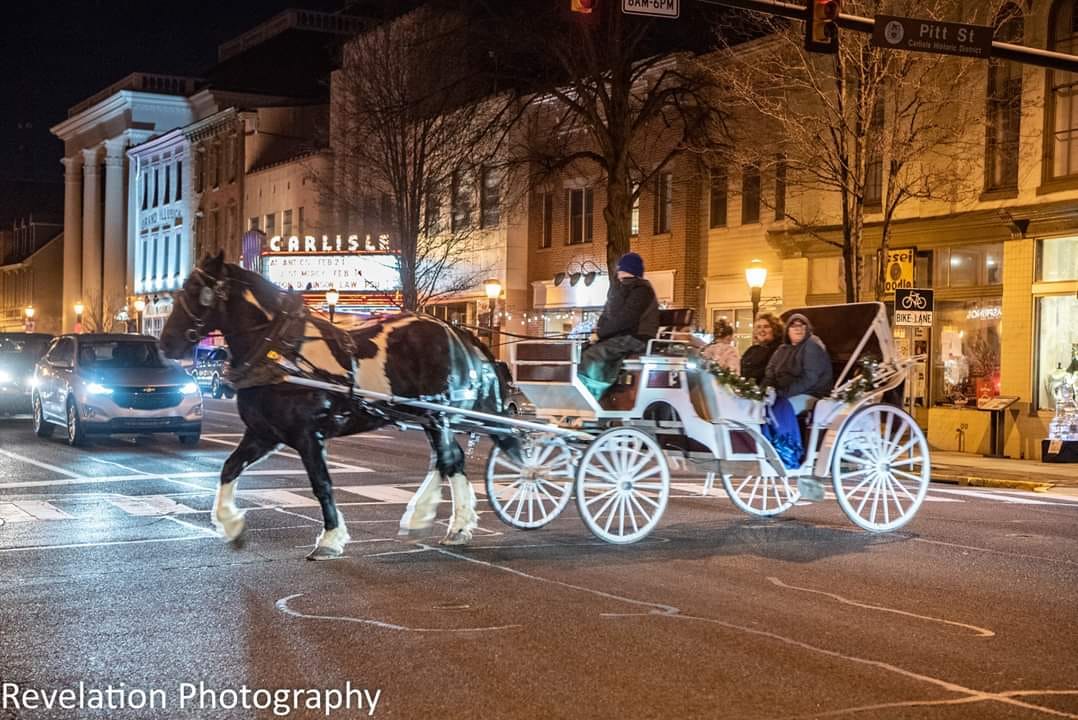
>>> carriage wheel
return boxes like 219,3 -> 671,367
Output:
485,437 -> 575,529
720,423 -> 799,516
831,404 -> 930,532
576,427 -> 670,544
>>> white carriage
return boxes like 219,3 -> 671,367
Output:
488,302 -> 931,544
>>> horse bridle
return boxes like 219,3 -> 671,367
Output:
175,266 -> 235,343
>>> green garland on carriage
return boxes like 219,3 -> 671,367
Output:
705,362 -> 767,401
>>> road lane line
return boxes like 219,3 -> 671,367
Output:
0,468 -> 370,490
199,435 -> 372,473
106,495 -> 199,516
0,448 -> 84,478
164,515 -> 218,537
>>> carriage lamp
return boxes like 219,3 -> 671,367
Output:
133,298 -> 146,335
326,288 -> 339,324
745,260 -> 768,322
74,301 -> 85,333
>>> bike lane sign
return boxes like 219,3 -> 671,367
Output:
894,288 -> 934,326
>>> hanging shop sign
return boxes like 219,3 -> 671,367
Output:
883,247 -> 916,295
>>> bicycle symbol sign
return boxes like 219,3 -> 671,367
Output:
894,288 -> 934,326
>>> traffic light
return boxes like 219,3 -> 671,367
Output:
805,0 -> 839,53
571,0 -> 595,13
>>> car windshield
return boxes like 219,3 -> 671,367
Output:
79,341 -> 165,369
0,336 -> 51,358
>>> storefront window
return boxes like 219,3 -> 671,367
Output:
1037,295 -> 1078,409
712,308 -> 755,352
935,298 -> 1002,405
1038,237 -> 1078,281
934,243 -> 1003,287
541,309 -> 600,338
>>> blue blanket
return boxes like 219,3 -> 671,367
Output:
763,396 -> 803,469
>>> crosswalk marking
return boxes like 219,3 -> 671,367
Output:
243,489 -> 321,508
0,503 -> 37,523
339,485 -> 424,504
10,501 -> 75,520
106,495 -> 198,516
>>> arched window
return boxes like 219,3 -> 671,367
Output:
1048,0 -> 1078,180
986,3 -> 1023,190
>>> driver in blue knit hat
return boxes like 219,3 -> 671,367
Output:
578,252 -> 659,399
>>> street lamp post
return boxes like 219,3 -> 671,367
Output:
483,278 -> 503,354
326,288 -> 339,325
24,306 -> 35,333
745,259 -> 768,322
133,298 -> 146,335
74,302 -> 85,334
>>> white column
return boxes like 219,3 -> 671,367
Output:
61,155 -> 83,332
102,137 -> 128,319
81,146 -> 103,327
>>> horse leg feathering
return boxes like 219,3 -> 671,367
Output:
398,469 -> 443,536
213,431 -> 275,541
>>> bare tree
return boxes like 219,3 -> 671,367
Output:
78,290 -> 120,334
321,5 -> 522,311
709,0 -> 1002,302
488,1 -> 723,278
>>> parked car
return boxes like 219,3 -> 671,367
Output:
32,334 -> 202,447
494,361 -> 535,416
0,333 -> 54,416
192,346 -> 234,399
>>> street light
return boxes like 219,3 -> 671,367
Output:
326,288 -> 339,324
133,298 -> 146,335
24,306 -> 35,333
745,259 -> 768,322
483,278 -> 502,353
74,301 -> 85,333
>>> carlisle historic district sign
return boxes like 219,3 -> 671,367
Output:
872,15 -> 992,59
622,0 -> 679,19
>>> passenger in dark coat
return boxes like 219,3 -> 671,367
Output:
578,252 -> 659,398
763,313 -> 834,400
740,313 -> 784,384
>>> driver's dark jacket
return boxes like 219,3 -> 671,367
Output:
595,277 -> 660,342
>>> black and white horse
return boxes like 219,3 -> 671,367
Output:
160,252 -> 520,559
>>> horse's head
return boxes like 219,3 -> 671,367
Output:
160,251 -> 239,359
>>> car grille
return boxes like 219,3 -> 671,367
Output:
110,387 -> 185,410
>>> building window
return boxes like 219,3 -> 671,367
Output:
935,299 -> 1003,405
152,168 -> 160,208
226,135 -> 236,183
211,142 -> 220,188
481,167 -> 502,228
865,97 -> 885,206
227,205 -> 237,248
264,213 -> 276,236
1048,1 -> 1078,180
298,206 -> 305,234
151,236 -> 159,282
934,243 -> 1003,287
163,164 -> 171,205
175,161 -> 182,202
630,183 -> 640,236
249,216 -> 259,231
174,234 -> 182,279
141,172 -> 149,211
654,172 -> 673,234
162,234 -> 170,282
1036,295 -> 1078,410
774,156 -> 787,220
195,148 -> 204,193
141,238 -> 149,284
1038,236 -> 1078,281
741,165 -> 761,224
283,209 -> 293,236
567,187 -> 594,245
985,5 -> 1024,191
709,169 -> 727,228
451,170 -> 474,232
539,192 -> 553,249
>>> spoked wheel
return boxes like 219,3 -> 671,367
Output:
485,437 -> 575,529
721,424 -> 799,516
831,404 -> 930,532
576,427 -> 670,544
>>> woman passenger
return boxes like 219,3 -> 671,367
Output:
740,313 -> 783,383
702,318 -> 740,371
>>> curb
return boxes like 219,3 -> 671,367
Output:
931,472 -> 1056,493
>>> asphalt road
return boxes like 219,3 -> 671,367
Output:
1,398 -> 1077,720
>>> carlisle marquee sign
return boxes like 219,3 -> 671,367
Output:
268,234 -> 391,254
261,233 -> 402,304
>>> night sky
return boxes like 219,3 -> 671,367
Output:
3,0 -> 341,188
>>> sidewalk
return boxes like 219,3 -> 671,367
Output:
931,450 -> 1077,491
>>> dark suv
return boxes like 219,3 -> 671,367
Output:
192,347 -> 234,399
0,333 -> 54,416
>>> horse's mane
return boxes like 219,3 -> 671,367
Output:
225,262 -> 289,312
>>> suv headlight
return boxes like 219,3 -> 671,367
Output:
181,383 -> 199,395
86,383 -> 113,395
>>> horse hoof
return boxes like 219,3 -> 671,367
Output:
215,514 -> 246,542
306,546 -> 345,561
440,529 -> 473,546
